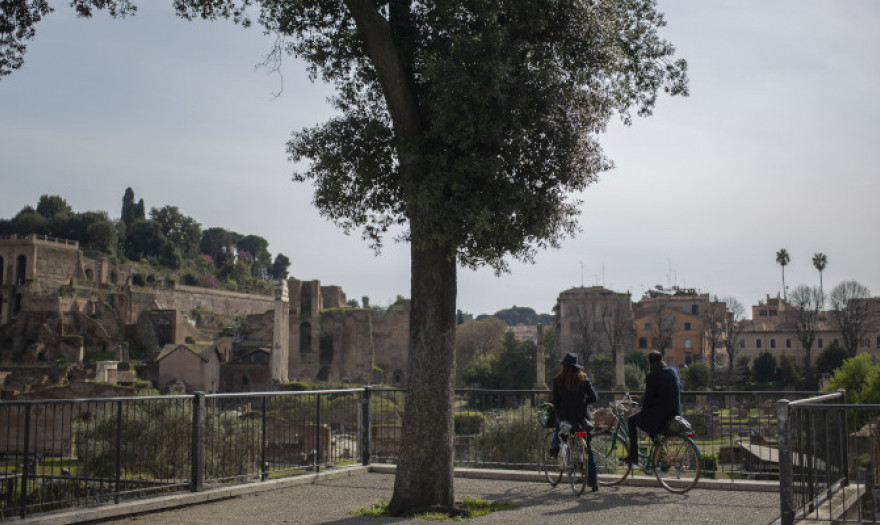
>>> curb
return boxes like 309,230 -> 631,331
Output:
10,466 -> 369,525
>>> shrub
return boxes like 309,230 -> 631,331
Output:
472,405 -> 535,467
455,411 -> 485,435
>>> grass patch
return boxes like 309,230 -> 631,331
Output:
352,497 -> 515,520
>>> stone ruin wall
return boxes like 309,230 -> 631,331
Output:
371,300 -> 410,387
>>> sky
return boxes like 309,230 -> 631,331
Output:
1,1 -> 878,318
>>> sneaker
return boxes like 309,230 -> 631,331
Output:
590,485 -> 599,493
549,448 -> 559,459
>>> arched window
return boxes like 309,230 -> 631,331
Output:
85,268 -> 94,281
317,365 -> 330,381
13,293 -> 22,317
300,322 -> 311,353
16,255 -> 26,284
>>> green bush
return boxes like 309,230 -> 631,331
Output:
455,411 -> 485,435
74,401 -> 260,481
701,453 -> 717,478
472,406 -> 535,467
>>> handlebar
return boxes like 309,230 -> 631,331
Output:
609,392 -> 639,414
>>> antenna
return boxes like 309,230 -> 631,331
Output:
579,261 -> 584,287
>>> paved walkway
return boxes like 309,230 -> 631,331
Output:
21,468 -> 782,525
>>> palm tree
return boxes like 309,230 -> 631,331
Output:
812,252 -> 828,305
776,248 -> 790,301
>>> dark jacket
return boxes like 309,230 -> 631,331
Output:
638,365 -> 682,435
551,374 -> 598,429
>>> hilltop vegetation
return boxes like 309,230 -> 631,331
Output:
476,306 -> 553,326
0,190 -> 291,294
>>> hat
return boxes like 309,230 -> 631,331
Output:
648,350 -> 663,364
560,352 -> 584,370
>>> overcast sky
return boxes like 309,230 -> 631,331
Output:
1,1 -> 878,318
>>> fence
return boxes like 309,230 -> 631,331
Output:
777,392 -> 880,524
0,388 -> 830,520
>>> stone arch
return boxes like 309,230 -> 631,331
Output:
13,293 -> 22,317
16,254 -> 26,284
110,270 -> 119,285
319,333 -> 333,365
299,322 -> 311,353
85,268 -> 94,281
301,288 -> 312,317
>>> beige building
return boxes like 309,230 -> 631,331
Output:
737,295 -> 880,367
554,286 -> 633,362
156,343 -> 222,393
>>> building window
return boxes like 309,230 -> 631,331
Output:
818,339 -> 824,349
684,339 -> 692,349
638,337 -> 648,349
300,322 -> 312,353
739,340 -> 745,349
770,339 -> 776,349
759,310 -> 768,317
769,299 -> 779,306
756,339 -> 762,349
786,339 -> 792,349
770,310 -> 778,316
692,304 -> 699,315
683,322 -> 692,331
644,322 -> 652,330
833,338 -> 840,346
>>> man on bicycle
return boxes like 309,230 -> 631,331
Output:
624,350 -> 681,464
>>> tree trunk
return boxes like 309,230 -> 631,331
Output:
388,240 -> 457,516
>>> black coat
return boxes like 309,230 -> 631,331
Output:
638,365 -> 682,435
551,375 -> 598,429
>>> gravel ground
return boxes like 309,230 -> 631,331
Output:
92,472 -> 781,525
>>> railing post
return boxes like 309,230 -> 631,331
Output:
191,392 -> 205,492
19,404 -> 31,519
114,401 -> 122,504
361,386 -> 372,466
777,398 -> 793,525
261,396 -> 268,481
839,390 -> 848,486
315,394 -> 322,473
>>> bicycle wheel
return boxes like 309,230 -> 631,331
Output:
653,435 -> 702,494
540,429 -> 563,486
568,437 -> 589,495
591,433 -> 631,486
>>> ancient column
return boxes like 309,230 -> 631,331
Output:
271,279 -> 290,384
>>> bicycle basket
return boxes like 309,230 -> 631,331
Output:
539,405 -> 555,428
666,415 -> 692,434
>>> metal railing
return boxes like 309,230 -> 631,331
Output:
777,392 -> 880,524
0,387 -> 826,520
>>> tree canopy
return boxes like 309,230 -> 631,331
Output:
2,0 -> 688,515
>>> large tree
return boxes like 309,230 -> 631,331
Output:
721,296 -> 744,376
150,205 -> 203,259
776,248 -> 790,301
3,0 -> 688,515
828,280 -> 872,357
788,284 -> 822,388
701,296 -> 726,389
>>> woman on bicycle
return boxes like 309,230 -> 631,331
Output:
550,352 -> 599,491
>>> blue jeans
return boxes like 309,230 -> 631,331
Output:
551,420 -> 598,487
